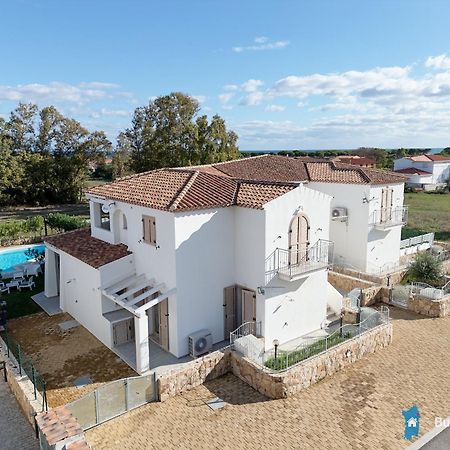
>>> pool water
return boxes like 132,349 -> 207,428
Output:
0,244 -> 45,272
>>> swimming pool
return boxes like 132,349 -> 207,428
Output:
0,244 -> 45,272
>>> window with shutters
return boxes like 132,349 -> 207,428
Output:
142,215 -> 156,245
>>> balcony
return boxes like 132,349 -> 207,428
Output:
266,240 -> 334,283
370,206 -> 408,230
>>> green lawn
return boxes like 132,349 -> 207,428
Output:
403,192 -> 450,242
1,275 -> 44,319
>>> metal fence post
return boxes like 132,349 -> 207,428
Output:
31,366 -> 37,400
17,344 -> 22,376
94,389 -> 99,425
285,351 -> 288,370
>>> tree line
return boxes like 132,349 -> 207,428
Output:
0,92 -> 240,206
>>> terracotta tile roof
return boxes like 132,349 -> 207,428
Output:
45,228 -> 131,268
236,182 -> 295,209
87,169 -> 193,210
88,163 -> 297,212
305,162 -> 369,183
426,154 -> 450,161
395,167 -> 432,175
408,154 -> 450,162
332,155 -> 376,166
86,154 -> 406,212
212,154 -> 309,182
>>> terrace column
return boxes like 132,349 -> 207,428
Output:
135,313 -> 150,374
44,248 -> 59,298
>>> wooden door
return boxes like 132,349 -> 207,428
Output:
242,290 -> 256,323
223,286 -> 236,339
159,299 -> 169,351
289,214 -> 309,265
381,188 -> 394,222
113,318 -> 134,346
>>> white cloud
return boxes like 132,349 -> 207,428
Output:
232,37 -> 290,53
254,36 -> 269,44
241,79 -> 264,92
0,81 -> 120,106
239,91 -> 264,106
265,104 -> 285,112
90,108 -> 131,119
192,95 -> 207,103
219,92 -> 234,104
425,54 -> 450,70
223,84 -> 239,91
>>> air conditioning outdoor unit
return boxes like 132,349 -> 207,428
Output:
331,207 -> 348,221
188,329 -> 213,358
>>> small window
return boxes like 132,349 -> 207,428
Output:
123,214 -> 128,230
94,202 -> 111,231
142,215 -> 156,246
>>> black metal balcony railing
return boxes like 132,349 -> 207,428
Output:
370,206 -> 408,229
266,240 -> 334,282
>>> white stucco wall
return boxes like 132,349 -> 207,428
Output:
366,184 -> 404,272
432,161 -> 450,183
308,182 -> 369,271
57,252 -> 114,346
309,181 -> 405,273
263,271 -> 329,350
174,208 -> 236,357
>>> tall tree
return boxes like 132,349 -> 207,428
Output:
122,92 -> 239,172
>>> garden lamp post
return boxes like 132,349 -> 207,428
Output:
273,339 -> 279,360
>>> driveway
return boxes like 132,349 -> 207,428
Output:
86,308 -> 450,449
0,378 -> 38,450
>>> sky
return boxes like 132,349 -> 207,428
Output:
2,0 -> 450,150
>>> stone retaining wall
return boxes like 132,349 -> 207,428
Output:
408,294 -> 450,318
332,266 -> 407,286
0,336 -> 42,427
328,271 -> 389,306
231,322 -> 393,399
158,323 -> 393,401
157,348 -> 231,401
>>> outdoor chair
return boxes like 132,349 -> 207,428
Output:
13,271 -> 25,280
0,282 -> 10,294
17,276 -> 35,291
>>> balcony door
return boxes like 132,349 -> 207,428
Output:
289,213 -> 309,266
381,187 -> 393,222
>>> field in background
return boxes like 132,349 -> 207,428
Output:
403,192 -> 450,241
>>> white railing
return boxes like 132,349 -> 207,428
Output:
262,307 -> 390,372
411,282 -> 445,300
266,240 -> 334,282
230,321 -> 262,348
370,206 -> 408,228
400,232 -> 434,250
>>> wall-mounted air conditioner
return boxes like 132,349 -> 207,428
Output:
331,207 -> 348,222
188,329 -> 213,357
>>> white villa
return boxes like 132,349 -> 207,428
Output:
394,153 -> 450,190
43,155 -> 406,374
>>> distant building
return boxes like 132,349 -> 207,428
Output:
394,154 -> 450,190
332,155 -> 376,168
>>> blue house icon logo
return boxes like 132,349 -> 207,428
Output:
402,405 -> 420,440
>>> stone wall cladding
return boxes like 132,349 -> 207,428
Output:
0,336 -> 42,426
328,271 -> 390,306
332,266 -> 407,286
408,294 -> 450,318
158,324 -> 393,401
231,323 -> 393,399
157,348 -> 231,402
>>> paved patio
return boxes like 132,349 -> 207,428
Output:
0,378 -> 38,450
86,308 -> 450,449
6,312 -> 136,407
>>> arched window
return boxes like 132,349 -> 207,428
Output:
288,213 -> 310,265
123,214 -> 128,230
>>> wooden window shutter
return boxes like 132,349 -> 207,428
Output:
150,217 -> 156,245
142,215 -> 156,246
